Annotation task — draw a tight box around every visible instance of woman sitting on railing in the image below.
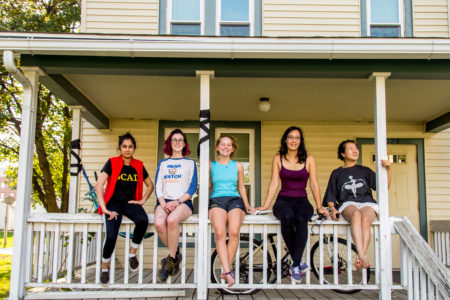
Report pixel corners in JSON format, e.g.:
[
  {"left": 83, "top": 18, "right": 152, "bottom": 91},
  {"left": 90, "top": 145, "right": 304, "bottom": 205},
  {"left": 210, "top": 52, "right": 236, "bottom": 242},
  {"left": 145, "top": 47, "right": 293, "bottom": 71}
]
[
  {"left": 154, "top": 129, "right": 197, "bottom": 283},
  {"left": 257, "top": 126, "right": 329, "bottom": 283},
  {"left": 323, "top": 139, "right": 391, "bottom": 270},
  {"left": 96, "top": 132, "right": 154, "bottom": 285},
  {"left": 209, "top": 135, "right": 255, "bottom": 287}
]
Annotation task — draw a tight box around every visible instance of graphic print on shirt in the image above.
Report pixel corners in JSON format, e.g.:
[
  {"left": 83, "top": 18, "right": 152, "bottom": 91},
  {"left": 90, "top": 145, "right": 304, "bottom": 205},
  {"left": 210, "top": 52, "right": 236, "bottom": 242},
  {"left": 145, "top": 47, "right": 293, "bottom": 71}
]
[
  {"left": 342, "top": 176, "right": 366, "bottom": 198},
  {"left": 164, "top": 164, "right": 182, "bottom": 182}
]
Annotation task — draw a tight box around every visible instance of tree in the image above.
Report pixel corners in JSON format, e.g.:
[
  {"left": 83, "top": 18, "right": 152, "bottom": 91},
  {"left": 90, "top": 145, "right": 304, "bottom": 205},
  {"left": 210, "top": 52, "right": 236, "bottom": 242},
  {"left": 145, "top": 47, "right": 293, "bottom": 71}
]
[{"left": 0, "top": 0, "right": 80, "bottom": 212}]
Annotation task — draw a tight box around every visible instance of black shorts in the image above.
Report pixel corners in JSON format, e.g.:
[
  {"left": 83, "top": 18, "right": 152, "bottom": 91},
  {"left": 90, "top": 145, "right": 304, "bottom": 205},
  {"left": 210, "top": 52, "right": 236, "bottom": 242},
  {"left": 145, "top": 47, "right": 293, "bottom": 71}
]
[
  {"left": 209, "top": 196, "right": 246, "bottom": 213},
  {"left": 155, "top": 198, "right": 194, "bottom": 214}
]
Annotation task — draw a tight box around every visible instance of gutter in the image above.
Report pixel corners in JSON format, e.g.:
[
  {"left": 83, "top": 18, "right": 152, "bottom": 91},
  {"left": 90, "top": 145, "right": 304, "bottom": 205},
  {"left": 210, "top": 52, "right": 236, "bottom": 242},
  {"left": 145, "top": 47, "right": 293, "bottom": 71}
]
[
  {"left": 1, "top": 32, "right": 450, "bottom": 59},
  {"left": 3, "top": 50, "right": 31, "bottom": 88}
]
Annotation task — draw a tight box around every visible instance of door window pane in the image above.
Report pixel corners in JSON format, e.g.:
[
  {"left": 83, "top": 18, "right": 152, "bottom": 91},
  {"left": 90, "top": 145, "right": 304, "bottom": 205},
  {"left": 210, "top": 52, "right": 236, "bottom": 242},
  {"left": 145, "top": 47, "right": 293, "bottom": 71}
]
[
  {"left": 172, "top": 0, "right": 200, "bottom": 21},
  {"left": 371, "top": 0, "right": 399, "bottom": 23},
  {"left": 221, "top": 0, "right": 249, "bottom": 21}
]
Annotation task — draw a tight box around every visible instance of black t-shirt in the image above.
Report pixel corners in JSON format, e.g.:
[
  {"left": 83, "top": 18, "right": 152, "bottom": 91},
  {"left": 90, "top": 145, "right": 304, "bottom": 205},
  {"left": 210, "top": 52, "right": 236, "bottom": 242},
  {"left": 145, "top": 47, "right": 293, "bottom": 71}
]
[
  {"left": 322, "top": 165, "right": 376, "bottom": 209},
  {"left": 101, "top": 159, "right": 149, "bottom": 203}
]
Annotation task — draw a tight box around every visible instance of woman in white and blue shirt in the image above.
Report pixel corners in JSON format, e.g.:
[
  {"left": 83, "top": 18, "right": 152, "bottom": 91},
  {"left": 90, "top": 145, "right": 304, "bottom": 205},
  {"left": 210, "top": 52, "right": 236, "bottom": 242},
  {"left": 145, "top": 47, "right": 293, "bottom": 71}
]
[{"left": 154, "top": 129, "right": 197, "bottom": 282}]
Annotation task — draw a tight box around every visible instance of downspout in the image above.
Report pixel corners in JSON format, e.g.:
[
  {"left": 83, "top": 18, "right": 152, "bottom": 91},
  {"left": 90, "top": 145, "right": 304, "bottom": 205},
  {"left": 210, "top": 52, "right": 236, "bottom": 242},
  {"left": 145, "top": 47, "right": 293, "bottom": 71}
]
[{"left": 3, "top": 51, "right": 31, "bottom": 88}]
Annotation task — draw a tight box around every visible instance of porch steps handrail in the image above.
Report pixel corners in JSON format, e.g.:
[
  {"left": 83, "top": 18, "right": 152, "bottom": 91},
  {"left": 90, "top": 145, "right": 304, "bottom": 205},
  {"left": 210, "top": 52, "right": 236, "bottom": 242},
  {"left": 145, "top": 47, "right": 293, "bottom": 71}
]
[{"left": 393, "top": 216, "right": 450, "bottom": 299}]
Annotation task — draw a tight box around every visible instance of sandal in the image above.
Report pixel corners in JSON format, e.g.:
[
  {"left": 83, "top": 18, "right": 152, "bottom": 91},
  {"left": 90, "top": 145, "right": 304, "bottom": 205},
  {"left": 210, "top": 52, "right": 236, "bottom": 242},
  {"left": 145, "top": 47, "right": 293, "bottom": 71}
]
[{"left": 223, "top": 271, "right": 235, "bottom": 287}]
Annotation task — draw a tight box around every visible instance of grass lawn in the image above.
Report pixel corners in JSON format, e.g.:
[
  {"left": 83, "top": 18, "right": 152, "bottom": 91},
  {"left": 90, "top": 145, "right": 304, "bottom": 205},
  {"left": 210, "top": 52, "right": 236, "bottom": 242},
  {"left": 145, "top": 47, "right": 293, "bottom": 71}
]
[
  {"left": 0, "top": 254, "right": 11, "bottom": 299},
  {"left": 0, "top": 232, "right": 13, "bottom": 248}
]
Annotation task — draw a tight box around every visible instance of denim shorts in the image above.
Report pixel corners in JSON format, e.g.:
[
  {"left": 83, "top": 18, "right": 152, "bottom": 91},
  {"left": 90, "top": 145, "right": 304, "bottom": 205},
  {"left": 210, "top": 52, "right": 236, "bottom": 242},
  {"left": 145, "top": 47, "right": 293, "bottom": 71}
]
[{"left": 209, "top": 196, "right": 246, "bottom": 213}]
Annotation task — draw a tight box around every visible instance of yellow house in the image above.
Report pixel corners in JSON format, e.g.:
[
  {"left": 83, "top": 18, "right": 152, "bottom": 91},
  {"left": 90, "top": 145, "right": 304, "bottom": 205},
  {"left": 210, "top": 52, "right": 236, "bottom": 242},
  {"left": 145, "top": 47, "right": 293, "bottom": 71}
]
[{"left": 1, "top": 0, "right": 449, "bottom": 299}]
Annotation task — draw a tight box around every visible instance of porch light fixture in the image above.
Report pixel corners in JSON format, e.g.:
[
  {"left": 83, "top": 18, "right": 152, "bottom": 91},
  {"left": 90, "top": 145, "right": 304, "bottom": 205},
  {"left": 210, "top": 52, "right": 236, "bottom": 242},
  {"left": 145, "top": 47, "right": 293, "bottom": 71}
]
[{"left": 259, "top": 97, "right": 271, "bottom": 112}]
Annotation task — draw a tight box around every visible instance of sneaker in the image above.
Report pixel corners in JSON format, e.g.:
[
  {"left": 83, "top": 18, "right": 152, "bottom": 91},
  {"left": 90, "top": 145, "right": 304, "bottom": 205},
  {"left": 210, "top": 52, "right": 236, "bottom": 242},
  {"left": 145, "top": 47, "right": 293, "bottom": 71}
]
[
  {"left": 299, "top": 261, "right": 310, "bottom": 275},
  {"left": 290, "top": 265, "right": 302, "bottom": 283},
  {"left": 172, "top": 250, "right": 182, "bottom": 276},
  {"left": 158, "top": 256, "right": 175, "bottom": 283},
  {"left": 100, "top": 269, "right": 109, "bottom": 285},
  {"left": 129, "top": 255, "right": 139, "bottom": 272},
  {"left": 175, "top": 248, "right": 182, "bottom": 265}
]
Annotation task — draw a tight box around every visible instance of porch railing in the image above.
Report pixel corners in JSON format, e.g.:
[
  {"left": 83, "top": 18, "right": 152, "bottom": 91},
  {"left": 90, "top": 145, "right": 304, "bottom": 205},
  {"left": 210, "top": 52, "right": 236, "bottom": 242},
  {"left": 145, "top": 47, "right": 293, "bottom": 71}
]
[
  {"left": 24, "top": 213, "right": 450, "bottom": 299},
  {"left": 430, "top": 220, "right": 450, "bottom": 267},
  {"left": 394, "top": 217, "right": 450, "bottom": 299}
]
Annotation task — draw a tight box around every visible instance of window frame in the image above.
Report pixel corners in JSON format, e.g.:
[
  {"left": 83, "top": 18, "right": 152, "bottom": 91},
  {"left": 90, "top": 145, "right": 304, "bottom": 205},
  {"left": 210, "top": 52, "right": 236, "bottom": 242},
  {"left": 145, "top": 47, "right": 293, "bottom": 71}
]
[
  {"left": 166, "top": 0, "right": 205, "bottom": 35},
  {"left": 215, "top": 0, "right": 255, "bottom": 37},
  {"left": 366, "top": 0, "right": 405, "bottom": 37}
]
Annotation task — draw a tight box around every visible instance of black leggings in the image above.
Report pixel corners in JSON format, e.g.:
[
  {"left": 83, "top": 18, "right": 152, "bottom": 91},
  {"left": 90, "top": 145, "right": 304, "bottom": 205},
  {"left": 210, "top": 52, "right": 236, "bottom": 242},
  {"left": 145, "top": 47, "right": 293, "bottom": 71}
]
[
  {"left": 273, "top": 196, "right": 314, "bottom": 266},
  {"left": 102, "top": 201, "right": 149, "bottom": 260}
]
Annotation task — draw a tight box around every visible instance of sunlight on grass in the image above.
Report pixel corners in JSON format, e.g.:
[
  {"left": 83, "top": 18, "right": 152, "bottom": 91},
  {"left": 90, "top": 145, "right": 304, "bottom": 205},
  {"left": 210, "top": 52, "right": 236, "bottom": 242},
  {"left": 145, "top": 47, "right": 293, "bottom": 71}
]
[
  {"left": 0, "top": 232, "right": 13, "bottom": 248},
  {"left": 0, "top": 254, "right": 11, "bottom": 299}
]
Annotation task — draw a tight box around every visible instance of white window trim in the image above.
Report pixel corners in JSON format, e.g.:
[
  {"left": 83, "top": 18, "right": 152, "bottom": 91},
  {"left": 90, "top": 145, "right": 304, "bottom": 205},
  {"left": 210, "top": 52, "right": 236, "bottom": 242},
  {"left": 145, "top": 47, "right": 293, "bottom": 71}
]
[
  {"left": 166, "top": 0, "right": 205, "bottom": 35},
  {"left": 216, "top": 0, "right": 254, "bottom": 36},
  {"left": 366, "top": 0, "right": 404, "bottom": 37}
]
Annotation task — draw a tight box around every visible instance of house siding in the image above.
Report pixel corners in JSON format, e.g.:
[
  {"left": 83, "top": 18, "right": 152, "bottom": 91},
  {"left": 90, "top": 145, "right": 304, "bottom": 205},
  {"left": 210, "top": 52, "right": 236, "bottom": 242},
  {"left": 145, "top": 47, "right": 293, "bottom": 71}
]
[
  {"left": 262, "top": 0, "right": 361, "bottom": 37},
  {"left": 81, "top": 0, "right": 159, "bottom": 34},
  {"left": 413, "top": 0, "right": 450, "bottom": 37}
]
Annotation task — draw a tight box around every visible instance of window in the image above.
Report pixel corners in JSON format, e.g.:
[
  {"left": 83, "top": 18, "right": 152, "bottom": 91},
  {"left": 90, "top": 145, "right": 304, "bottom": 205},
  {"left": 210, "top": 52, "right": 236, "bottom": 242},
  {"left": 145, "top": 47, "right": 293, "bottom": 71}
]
[
  {"left": 164, "top": 0, "right": 259, "bottom": 36},
  {"left": 167, "top": 0, "right": 204, "bottom": 35},
  {"left": 367, "top": 0, "right": 404, "bottom": 37},
  {"left": 216, "top": 0, "right": 254, "bottom": 36}
]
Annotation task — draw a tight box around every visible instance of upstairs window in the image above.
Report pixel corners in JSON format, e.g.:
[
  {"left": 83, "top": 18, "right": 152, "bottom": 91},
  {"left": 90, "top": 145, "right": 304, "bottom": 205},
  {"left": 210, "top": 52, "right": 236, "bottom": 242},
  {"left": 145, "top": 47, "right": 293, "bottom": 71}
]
[
  {"left": 368, "top": 0, "right": 403, "bottom": 37},
  {"left": 217, "top": 0, "right": 254, "bottom": 36},
  {"left": 168, "top": 0, "right": 204, "bottom": 35}
]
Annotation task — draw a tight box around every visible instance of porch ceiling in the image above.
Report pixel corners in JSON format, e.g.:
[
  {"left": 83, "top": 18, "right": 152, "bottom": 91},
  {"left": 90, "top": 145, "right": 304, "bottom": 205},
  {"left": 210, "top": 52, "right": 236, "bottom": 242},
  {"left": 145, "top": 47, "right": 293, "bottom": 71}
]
[{"left": 64, "top": 74, "right": 450, "bottom": 123}]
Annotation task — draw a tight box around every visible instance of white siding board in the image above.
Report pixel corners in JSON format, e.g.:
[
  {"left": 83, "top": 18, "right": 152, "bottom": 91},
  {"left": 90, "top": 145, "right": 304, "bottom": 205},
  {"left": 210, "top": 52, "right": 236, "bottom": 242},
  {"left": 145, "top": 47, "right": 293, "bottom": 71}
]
[
  {"left": 263, "top": 0, "right": 361, "bottom": 37},
  {"left": 413, "top": 0, "right": 449, "bottom": 37}
]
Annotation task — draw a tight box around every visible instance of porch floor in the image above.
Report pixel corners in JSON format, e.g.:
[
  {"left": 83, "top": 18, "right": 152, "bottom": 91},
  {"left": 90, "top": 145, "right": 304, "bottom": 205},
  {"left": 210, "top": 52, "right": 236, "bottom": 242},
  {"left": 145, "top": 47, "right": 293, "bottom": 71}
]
[{"left": 28, "top": 268, "right": 408, "bottom": 300}]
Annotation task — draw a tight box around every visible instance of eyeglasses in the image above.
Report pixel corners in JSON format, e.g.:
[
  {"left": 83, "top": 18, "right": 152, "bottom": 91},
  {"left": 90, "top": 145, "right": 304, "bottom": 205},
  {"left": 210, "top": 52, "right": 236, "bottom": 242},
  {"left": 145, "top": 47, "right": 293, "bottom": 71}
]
[
  {"left": 171, "top": 138, "right": 185, "bottom": 143},
  {"left": 287, "top": 136, "right": 301, "bottom": 141}
]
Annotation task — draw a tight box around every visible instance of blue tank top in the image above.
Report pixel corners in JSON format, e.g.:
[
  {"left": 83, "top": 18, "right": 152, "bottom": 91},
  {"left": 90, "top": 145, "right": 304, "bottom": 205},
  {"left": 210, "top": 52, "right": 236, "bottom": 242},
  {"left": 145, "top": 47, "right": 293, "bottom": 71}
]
[{"left": 210, "top": 160, "right": 240, "bottom": 198}]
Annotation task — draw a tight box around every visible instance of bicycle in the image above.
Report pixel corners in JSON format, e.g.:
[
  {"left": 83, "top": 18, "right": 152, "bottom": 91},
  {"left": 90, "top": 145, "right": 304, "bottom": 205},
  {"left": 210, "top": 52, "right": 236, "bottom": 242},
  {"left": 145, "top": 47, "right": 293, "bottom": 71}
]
[{"left": 210, "top": 213, "right": 370, "bottom": 295}]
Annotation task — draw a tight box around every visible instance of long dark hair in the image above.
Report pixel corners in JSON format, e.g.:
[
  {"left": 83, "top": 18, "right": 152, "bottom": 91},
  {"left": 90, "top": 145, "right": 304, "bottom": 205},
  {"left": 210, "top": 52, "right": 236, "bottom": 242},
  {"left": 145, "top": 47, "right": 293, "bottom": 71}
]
[
  {"left": 118, "top": 132, "right": 136, "bottom": 149},
  {"left": 278, "top": 126, "right": 307, "bottom": 164},
  {"left": 163, "top": 129, "right": 191, "bottom": 156}
]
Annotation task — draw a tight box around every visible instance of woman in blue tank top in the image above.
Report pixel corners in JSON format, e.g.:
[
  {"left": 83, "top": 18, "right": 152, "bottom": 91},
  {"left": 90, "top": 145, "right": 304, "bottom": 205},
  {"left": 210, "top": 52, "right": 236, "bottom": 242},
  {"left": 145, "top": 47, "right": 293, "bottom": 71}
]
[
  {"left": 257, "top": 126, "right": 329, "bottom": 283},
  {"left": 209, "top": 135, "right": 255, "bottom": 287}
]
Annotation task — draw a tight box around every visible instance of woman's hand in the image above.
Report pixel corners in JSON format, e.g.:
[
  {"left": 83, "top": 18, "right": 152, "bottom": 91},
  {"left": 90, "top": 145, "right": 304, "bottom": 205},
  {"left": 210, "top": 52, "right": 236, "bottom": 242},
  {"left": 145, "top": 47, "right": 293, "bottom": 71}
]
[
  {"left": 317, "top": 207, "right": 329, "bottom": 219},
  {"left": 381, "top": 159, "right": 391, "bottom": 169},
  {"left": 165, "top": 200, "right": 179, "bottom": 212},
  {"left": 330, "top": 207, "right": 340, "bottom": 221},
  {"left": 103, "top": 209, "right": 119, "bottom": 220},
  {"left": 255, "top": 205, "right": 269, "bottom": 211},
  {"left": 128, "top": 199, "right": 146, "bottom": 206},
  {"left": 246, "top": 206, "right": 256, "bottom": 214}
]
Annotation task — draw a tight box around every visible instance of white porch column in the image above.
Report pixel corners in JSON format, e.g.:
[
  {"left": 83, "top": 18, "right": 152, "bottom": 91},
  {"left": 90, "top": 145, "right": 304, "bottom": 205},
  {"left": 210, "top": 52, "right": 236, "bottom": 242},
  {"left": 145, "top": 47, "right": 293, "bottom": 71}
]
[
  {"left": 195, "top": 70, "right": 214, "bottom": 300},
  {"left": 4, "top": 51, "right": 41, "bottom": 300},
  {"left": 68, "top": 106, "right": 83, "bottom": 213},
  {"left": 369, "top": 72, "right": 392, "bottom": 300}
]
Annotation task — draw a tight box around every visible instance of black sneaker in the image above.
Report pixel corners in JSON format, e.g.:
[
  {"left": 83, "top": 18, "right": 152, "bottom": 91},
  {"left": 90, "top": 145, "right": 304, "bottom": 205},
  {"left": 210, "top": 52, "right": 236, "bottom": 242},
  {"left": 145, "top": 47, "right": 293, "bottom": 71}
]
[
  {"left": 175, "top": 248, "right": 182, "bottom": 265},
  {"left": 171, "top": 252, "right": 181, "bottom": 276},
  {"left": 129, "top": 255, "right": 139, "bottom": 272},
  {"left": 100, "top": 269, "right": 109, "bottom": 285},
  {"left": 158, "top": 256, "right": 174, "bottom": 283}
]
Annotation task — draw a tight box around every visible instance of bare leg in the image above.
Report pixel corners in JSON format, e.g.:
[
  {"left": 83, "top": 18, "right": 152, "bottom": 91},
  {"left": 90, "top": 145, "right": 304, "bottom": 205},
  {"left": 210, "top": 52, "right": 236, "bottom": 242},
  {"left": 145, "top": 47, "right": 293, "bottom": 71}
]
[
  {"left": 154, "top": 206, "right": 169, "bottom": 246},
  {"left": 209, "top": 208, "right": 230, "bottom": 274},
  {"left": 166, "top": 204, "right": 192, "bottom": 258},
  {"left": 342, "top": 205, "right": 365, "bottom": 269},
  {"left": 360, "top": 206, "right": 377, "bottom": 268},
  {"left": 226, "top": 208, "right": 245, "bottom": 270}
]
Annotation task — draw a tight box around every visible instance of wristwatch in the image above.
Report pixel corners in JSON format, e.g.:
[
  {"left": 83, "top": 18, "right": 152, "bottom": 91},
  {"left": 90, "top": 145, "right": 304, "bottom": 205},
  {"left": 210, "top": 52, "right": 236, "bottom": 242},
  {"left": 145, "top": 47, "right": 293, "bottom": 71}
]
[{"left": 177, "top": 199, "right": 182, "bottom": 204}]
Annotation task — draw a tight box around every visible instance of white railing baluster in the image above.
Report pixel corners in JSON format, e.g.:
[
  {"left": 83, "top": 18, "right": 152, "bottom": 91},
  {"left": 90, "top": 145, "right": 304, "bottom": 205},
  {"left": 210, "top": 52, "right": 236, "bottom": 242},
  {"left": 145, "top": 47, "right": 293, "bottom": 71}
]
[
  {"left": 400, "top": 237, "right": 408, "bottom": 287},
  {"left": 249, "top": 224, "right": 254, "bottom": 285},
  {"left": 37, "top": 223, "right": 45, "bottom": 283},
  {"left": 152, "top": 229, "right": 158, "bottom": 284},
  {"left": 440, "top": 233, "right": 446, "bottom": 266},
  {"left": 182, "top": 224, "right": 187, "bottom": 284},
  {"left": 124, "top": 224, "right": 130, "bottom": 284},
  {"left": 427, "top": 275, "right": 434, "bottom": 300},
  {"left": 95, "top": 224, "right": 102, "bottom": 284},
  {"left": 263, "top": 224, "right": 267, "bottom": 285},
  {"left": 445, "top": 232, "right": 450, "bottom": 265},
  {"left": 373, "top": 226, "right": 379, "bottom": 285},
  {"left": 110, "top": 249, "right": 116, "bottom": 284},
  {"left": 33, "top": 229, "right": 39, "bottom": 280},
  {"left": 81, "top": 224, "right": 88, "bottom": 283},
  {"left": 206, "top": 224, "right": 211, "bottom": 285},
  {"left": 436, "top": 233, "right": 442, "bottom": 263},
  {"left": 408, "top": 249, "right": 413, "bottom": 300},
  {"left": 138, "top": 235, "right": 144, "bottom": 284},
  {"left": 235, "top": 233, "right": 240, "bottom": 285},
  {"left": 319, "top": 224, "right": 324, "bottom": 285},
  {"left": 420, "top": 266, "right": 426, "bottom": 300},
  {"left": 413, "top": 258, "right": 419, "bottom": 300},
  {"left": 305, "top": 227, "right": 310, "bottom": 284},
  {"left": 347, "top": 225, "right": 352, "bottom": 285},
  {"left": 66, "top": 224, "right": 74, "bottom": 283},
  {"left": 25, "top": 224, "right": 33, "bottom": 283},
  {"left": 44, "top": 231, "right": 51, "bottom": 279},
  {"left": 333, "top": 224, "right": 338, "bottom": 285},
  {"left": 52, "top": 224, "right": 60, "bottom": 283}
]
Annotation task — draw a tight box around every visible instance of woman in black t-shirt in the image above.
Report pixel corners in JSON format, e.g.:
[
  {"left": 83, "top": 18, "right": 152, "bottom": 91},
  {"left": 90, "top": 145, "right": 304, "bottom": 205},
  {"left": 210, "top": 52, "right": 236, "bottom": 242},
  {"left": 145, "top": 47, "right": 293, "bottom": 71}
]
[
  {"left": 95, "top": 133, "right": 154, "bottom": 285},
  {"left": 323, "top": 140, "right": 391, "bottom": 270}
]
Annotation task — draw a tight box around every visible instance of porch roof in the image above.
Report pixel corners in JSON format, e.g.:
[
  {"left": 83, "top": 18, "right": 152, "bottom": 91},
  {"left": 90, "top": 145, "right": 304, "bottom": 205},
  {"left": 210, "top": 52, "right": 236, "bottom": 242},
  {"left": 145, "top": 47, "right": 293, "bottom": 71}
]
[{"left": 1, "top": 32, "right": 450, "bottom": 130}]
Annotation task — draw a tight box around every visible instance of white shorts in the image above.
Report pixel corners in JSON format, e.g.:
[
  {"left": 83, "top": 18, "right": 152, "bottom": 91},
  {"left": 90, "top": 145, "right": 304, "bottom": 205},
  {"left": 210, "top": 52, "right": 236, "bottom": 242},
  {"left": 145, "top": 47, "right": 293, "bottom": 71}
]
[{"left": 338, "top": 201, "right": 379, "bottom": 215}]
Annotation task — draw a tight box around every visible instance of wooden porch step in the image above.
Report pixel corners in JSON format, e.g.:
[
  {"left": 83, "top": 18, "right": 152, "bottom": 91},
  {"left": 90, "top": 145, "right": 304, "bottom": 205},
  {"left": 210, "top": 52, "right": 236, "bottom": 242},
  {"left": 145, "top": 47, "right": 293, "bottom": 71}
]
[{"left": 23, "top": 290, "right": 185, "bottom": 299}]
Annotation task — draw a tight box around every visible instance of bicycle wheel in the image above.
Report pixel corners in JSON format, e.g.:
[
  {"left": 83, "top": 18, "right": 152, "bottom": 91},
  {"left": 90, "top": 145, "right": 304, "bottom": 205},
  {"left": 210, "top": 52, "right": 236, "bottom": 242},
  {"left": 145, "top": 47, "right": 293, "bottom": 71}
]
[
  {"left": 310, "top": 237, "right": 371, "bottom": 294},
  {"left": 210, "top": 236, "right": 274, "bottom": 295}
]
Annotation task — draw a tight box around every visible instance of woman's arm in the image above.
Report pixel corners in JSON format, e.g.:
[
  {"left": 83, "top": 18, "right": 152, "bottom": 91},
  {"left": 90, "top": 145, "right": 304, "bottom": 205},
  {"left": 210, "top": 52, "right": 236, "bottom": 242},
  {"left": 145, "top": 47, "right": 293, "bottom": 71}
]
[
  {"left": 381, "top": 159, "right": 392, "bottom": 188},
  {"left": 307, "top": 155, "right": 329, "bottom": 218},
  {"left": 237, "top": 162, "right": 254, "bottom": 213},
  {"left": 95, "top": 171, "right": 118, "bottom": 220},
  {"left": 128, "top": 176, "right": 154, "bottom": 206},
  {"left": 257, "top": 155, "right": 280, "bottom": 211}
]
